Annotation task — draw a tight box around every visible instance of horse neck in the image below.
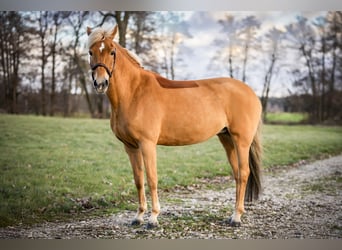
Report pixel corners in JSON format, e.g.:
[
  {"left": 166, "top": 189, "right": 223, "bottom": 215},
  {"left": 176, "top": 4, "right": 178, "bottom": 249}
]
[{"left": 106, "top": 52, "right": 142, "bottom": 111}]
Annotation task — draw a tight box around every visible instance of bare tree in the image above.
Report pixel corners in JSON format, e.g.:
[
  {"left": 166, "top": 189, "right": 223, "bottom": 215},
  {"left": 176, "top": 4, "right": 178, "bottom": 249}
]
[
  {"left": 49, "top": 11, "right": 67, "bottom": 116},
  {"left": 239, "top": 15, "right": 260, "bottom": 82},
  {"left": 37, "top": 11, "right": 50, "bottom": 116},
  {"left": 0, "top": 12, "right": 26, "bottom": 113},
  {"left": 286, "top": 16, "right": 320, "bottom": 122},
  {"left": 286, "top": 13, "right": 342, "bottom": 123},
  {"left": 97, "top": 11, "right": 131, "bottom": 47},
  {"left": 152, "top": 12, "right": 191, "bottom": 79},
  {"left": 261, "top": 27, "right": 284, "bottom": 121},
  {"left": 325, "top": 11, "right": 342, "bottom": 120},
  {"left": 66, "top": 11, "right": 95, "bottom": 116},
  {"left": 212, "top": 14, "right": 241, "bottom": 78},
  {"left": 313, "top": 16, "right": 329, "bottom": 122},
  {"left": 129, "top": 12, "right": 156, "bottom": 55}
]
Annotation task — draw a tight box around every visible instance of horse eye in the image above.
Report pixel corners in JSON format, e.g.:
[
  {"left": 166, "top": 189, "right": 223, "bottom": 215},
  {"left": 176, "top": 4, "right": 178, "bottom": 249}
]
[
  {"left": 110, "top": 50, "right": 115, "bottom": 56},
  {"left": 89, "top": 51, "right": 93, "bottom": 56}
]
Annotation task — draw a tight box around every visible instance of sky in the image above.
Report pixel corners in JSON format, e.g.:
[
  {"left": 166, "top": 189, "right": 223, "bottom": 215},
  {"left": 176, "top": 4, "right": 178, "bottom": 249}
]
[{"left": 155, "top": 11, "right": 327, "bottom": 97}]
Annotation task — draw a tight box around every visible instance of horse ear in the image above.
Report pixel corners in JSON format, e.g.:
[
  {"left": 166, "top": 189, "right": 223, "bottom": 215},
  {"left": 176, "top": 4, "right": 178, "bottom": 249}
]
[
  {"left": 109, "top": 25, "right": 118, "bottom": 40},
  {"left": 87, "top": 26, "right": 92, "bottom": 36}
]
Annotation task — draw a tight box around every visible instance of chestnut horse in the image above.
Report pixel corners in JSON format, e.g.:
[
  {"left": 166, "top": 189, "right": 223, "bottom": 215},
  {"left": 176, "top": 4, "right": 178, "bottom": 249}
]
[{"left": 87, "top": 25, "right": 262, "bottom": 228}]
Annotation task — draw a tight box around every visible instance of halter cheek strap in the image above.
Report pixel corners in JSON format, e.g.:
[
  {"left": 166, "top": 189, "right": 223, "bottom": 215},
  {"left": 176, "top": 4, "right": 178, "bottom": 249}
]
[{"left": 90, "top": 48, "right": 116, "bottom": 81}]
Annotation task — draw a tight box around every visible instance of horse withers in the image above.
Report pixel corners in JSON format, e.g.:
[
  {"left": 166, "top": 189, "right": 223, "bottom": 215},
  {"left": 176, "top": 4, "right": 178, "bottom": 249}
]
[{"left": 87, "top": 24, "right": 262, "bottom": 228}]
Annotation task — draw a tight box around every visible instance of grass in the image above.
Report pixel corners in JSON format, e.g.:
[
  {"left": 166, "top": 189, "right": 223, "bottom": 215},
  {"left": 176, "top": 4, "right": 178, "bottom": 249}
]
[
  {"left": 262, "top": 125, "right": 342, "bottom": 167},
  {"left": 0, "top": 114, "right": 342, "bottom": 226},
  {"left": 303, "top": 175, "right": 342, "bottom": 194},
  {"left": 266, "top": 112, "right": 308, "bottom": 124}
]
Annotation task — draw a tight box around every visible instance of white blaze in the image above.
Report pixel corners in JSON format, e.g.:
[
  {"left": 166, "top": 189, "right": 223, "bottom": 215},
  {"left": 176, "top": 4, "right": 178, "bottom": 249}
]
[{"left": 99, "top": 42, "right": 105, "bottom": 53}]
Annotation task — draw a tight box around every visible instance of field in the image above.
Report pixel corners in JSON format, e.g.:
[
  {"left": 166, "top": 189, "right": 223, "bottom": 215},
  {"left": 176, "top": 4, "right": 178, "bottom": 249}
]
[
  {"left": 265, "top": 112, "right": 308, "bottom": 124},
  {"left": 1, "top": 114, "right": 342, "bottom": 227}
]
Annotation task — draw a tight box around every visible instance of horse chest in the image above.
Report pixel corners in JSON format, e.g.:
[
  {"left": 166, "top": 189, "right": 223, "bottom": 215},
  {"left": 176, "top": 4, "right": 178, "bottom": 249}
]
[{"left": 111, "top": 118, "right": 139, "bottom": 148}]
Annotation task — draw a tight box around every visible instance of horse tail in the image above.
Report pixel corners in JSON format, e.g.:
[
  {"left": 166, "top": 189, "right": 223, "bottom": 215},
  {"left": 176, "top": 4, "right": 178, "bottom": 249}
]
[{"left": 245, "top": 120, "right": 262, "bottom": 202}]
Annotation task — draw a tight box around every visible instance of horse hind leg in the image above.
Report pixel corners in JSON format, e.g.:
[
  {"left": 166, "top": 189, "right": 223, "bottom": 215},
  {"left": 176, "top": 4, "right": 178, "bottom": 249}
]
[
  {"left": 125, "top": 145, "right": 147, "bottom": 226},
  {"left": 218, "top": 130, "right": 260, "bottom": 227},
  {"left": 230, "top": 144, "right": 251, "bottom": 227},
  {"left": 218, "top": 132, "right": 242, "bottom": 226}
]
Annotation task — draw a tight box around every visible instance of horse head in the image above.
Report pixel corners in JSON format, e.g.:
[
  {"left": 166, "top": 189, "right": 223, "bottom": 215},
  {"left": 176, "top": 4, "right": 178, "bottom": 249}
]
[{"left": 87, "top": 25, "right": 118, "bottom": 94}]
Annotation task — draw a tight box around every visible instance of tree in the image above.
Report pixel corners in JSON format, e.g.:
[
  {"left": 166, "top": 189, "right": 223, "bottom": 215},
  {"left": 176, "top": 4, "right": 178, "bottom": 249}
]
[
  {"left": 49, "top": 11, "right": 66, "bottom": 116},
  {"left": 213, "top": 14, "right": 241, "bottom": 78},
  {"left": 37, "top": 11, "right": 50, "bottom": 116},
  {"left": 261, "top": 27, "right": 284, "bottom": 121},
  {"left": 239, "top": 15, "right": 260, "bottom": 82},
  {"left": 0, "top": 12, "right": 27, "bottom": 113},
  {"left": 129, "top": 12, "right": 156, "bottom": 55},
  {"left": 325, "top": 11, "right": 342, "bottom": 120},
  {"left": 66, "top": 11, "right": 95, "bottom": 116},
  {"left": 286, "top": 13, "right": 342, "bottom": 123},
  {"left": 98, "top": 11, "right": 132, "bottom": 47},
  {"left": 151, "top": 12, "right": 191, "bottom": 79},
  {"left": 286, "top": 16, "right": 320, "bottom": 122}
]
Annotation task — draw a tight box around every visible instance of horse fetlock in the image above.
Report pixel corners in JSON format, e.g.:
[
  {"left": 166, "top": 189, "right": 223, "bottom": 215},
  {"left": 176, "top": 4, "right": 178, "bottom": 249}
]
[
  {"left": 138, "top": 204, "right": 147, "bottom": 213},
  {"left": 229, "top": 211, "right": 242, "bottom": 226}
]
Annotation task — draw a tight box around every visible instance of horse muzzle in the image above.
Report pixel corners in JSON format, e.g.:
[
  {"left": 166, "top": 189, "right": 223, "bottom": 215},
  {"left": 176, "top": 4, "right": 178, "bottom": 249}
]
[
  {"left": 93, "top": 79, "right": 109, "bottom": 94},
  {"left": 91, "top": 63, "right": 112, "bottom": 94}
]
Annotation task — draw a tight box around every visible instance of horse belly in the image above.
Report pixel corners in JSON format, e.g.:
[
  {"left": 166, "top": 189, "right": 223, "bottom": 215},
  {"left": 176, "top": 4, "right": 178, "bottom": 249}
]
[{"left": 157, "top": 106, "right": 226, "bottom": 146}]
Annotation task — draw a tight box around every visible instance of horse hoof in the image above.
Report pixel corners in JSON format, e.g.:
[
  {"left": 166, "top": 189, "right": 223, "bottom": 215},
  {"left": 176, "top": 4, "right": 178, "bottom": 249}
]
[
  {"left": 146, "top": 222, "right": 159, "bottom": 229},
  {"left": 131, "top": 219, "right": 143, "bottom": 227},
  {"left": 229, "top": 220, "right": 241, "bottom": 227},
  {"left": 225, "top": 217, "right": 241, "bottom": 227}
]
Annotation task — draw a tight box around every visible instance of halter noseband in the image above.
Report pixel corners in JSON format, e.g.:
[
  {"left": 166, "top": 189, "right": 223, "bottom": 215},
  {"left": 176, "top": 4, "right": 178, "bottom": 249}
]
[{"left": 90, "top": 48, "right": 117, "bottom": 82}]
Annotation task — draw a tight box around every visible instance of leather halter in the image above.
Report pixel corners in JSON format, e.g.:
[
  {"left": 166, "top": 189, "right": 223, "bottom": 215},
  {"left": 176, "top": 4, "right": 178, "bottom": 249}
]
[{"left": 90, "top": 48, "right": 116, "bottom": 81}]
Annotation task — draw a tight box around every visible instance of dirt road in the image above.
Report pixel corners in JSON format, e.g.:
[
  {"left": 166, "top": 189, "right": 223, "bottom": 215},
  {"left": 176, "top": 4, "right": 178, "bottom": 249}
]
[{"left": 1, "top": 155, "right": 341, "bottom": 239}]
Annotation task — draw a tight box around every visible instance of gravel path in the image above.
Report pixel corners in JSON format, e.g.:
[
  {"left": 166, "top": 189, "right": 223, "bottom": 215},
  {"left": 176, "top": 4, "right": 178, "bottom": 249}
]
[{"left": 1, "top": 155, "right": 341, "bottom": 239}]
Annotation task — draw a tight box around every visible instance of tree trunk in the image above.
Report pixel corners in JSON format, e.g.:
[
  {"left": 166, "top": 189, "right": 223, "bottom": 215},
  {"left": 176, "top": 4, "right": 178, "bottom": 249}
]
[
  {"left": 301, "top": 45, "right": 318, "bottom": 122},
  {"left": 242, "top": 43, "right": 249, "bottom": 82},
  {"left": 0, "top": 12, "right": 22, "bottom": 114},
  {"left": 327, "top": 12, "right": 338, "bottom": 120},
  {"left": 50, "top": 17, "right": 60, "bottom": 116},
  {"left": 228, "top": 47, "right": 233, "bottom": 78},
  {"left": 115, "top": 11, "right": 130, "bottom": 47},
  {"left": 75, "top": 57, "right": 94, "bottom": 116},
  {"left": 39, "top": 12, "right": 49, "bottom": 116},
  {"left": 320, "top": 30, "right": 326, "bottom": 121},
  {"left": 170, "top": 34, "right": 175, "bottom": 80},
  {"left": 261, "top": 53, "right": 276, "bottom": 121},
  {"left": 50, "top": 41, "right": 56, "bottom": 116}
]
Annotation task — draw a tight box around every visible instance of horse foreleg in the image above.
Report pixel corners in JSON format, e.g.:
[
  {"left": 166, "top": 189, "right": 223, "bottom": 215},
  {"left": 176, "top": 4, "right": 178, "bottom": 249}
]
[
  {"left": 140, "top": 141, "right": 160, "bottom": 228},
  {"left": 125, "top": 145, "right": 147, "bottom": 226}
]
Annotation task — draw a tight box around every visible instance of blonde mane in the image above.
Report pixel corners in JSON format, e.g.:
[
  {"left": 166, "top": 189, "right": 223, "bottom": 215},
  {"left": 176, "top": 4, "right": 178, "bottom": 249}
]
[
  {"left": 122, "top": 48, "right": 143, "bottom": 68},
  {"left": 88, "top": 26, "right": 143, "bottom": 68}
]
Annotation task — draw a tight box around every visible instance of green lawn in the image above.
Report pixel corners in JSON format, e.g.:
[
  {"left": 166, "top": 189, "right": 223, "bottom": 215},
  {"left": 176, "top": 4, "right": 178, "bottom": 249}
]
[
  {"left": 266, "top": 112, "right": 308, "bottom": 124},
  {"left": 0, "top": 114, "right": 341, "bottom": 226}
]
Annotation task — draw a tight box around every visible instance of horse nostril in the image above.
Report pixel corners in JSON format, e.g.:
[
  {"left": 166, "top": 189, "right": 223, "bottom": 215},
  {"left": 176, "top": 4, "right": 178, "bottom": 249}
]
[{"left": 93, "top": 81, "right": 98, "bottom": 87}]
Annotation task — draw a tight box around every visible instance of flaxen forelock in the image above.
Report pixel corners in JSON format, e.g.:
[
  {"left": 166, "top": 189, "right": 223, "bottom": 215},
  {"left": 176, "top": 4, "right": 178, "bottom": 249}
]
[{"left": 87, "top": 27, "right": 113, "bottom": 49}]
